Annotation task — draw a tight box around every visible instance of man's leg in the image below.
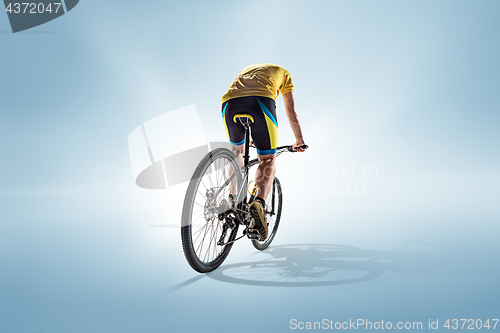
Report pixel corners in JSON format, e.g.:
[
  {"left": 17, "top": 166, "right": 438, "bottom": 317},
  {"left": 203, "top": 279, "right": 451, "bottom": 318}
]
[
  {"left": 255, "top": 153, "right": 276, "bottom": 200},
  {"left": 249, "top": 153, "right": 276, "bottom": 240},
  {"left": 232, "top": 144, "right": 244, "bottom": 167},
  {"left": 229, "top": 144, "right": 244, "bottom": 196}
]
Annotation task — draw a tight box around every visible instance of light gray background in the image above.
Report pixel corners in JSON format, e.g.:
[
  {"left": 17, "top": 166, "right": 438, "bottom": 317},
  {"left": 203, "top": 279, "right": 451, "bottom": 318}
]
[{"left": 1, "top": 1, "right": 499, "bottom": 332}]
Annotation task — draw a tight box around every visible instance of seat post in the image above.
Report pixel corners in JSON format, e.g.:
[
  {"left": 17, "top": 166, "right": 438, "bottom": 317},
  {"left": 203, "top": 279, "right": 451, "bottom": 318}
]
[{"left": 243, "top": 122, "right": 250, "bottom": 169}]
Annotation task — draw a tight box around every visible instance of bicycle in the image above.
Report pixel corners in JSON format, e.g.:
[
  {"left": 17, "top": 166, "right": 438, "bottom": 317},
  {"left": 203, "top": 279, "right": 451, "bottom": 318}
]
[{"left": 181, "top": 116, "right": 308, "bottom": 273}]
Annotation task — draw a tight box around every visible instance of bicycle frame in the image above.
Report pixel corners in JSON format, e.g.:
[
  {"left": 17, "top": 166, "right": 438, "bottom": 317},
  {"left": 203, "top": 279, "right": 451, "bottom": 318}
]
[{"left": 217, "top": 118, "right": 260, "bottom": 209}]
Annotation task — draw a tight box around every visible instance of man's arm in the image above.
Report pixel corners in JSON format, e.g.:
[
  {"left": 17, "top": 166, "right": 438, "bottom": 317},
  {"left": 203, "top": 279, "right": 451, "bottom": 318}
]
[{"left": 283, "top": 91, "right": 306, "bottom": 152}]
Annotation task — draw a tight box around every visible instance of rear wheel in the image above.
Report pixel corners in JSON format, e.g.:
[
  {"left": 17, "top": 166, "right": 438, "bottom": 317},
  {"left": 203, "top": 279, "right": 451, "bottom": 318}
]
[
  {"left": 181, "top": 148, "right": 242, "bottom": 273},
  {"left": 252, "top": 177, "right": 282, "bottom": 250}
]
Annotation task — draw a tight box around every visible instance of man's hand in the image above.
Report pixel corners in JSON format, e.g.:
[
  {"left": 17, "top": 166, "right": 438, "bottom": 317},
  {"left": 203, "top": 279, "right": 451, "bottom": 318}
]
[{"left": 292, "top": 140, "right": 307, "bottom": 152}]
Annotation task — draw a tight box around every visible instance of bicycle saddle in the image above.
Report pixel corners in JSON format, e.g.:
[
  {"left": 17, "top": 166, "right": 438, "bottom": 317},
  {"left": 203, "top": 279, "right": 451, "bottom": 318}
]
[{"left": 233, "top": 114, "right": 254, "bottom": 125}]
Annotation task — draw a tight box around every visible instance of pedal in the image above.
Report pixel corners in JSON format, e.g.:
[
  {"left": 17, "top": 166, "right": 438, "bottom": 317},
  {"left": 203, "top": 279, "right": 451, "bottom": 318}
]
[{"left": 244, "top": 228, "right": 265, "bottom": 241}]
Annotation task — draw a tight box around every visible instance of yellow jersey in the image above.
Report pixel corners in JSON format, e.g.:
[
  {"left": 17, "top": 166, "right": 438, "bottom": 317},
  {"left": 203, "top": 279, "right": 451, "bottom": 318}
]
[{"left": 222, "top": 64, "right": 294, "bottom": 103}]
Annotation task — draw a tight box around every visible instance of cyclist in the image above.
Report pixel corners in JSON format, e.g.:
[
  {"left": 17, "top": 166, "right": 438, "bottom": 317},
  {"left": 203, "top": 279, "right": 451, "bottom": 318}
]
[{"left": 221, "top": 63, "right": 306, "bottom": 240}]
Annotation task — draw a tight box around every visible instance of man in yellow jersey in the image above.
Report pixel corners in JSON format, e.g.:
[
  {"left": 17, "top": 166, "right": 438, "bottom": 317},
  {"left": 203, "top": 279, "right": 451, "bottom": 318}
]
[{"left": 221, "top": 63, "right": 306, "bottom": 240}]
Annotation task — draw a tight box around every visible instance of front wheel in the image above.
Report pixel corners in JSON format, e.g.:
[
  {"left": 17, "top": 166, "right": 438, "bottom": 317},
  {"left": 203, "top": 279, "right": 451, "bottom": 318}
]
[
  {"left": 181, "top": 148, "right": 242, "bottom": 273},
  {"left": 252, "top": 177, "right": 283, "bottom": 250}
]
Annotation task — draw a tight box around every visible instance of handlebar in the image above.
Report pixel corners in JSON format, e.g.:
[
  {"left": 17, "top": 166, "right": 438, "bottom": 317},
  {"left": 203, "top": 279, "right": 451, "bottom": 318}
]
[
  {"left": 250, "top": 143, "right": 309, "bottom": 153},
  {"left": 277, "top": 145, "right": 309, "bottom": 152},
  {"left": 247, "top": 144, "right": 308, "bottom": 168},
  {"left": 274, "top": 144, "right": 308, "bottom": 158}
]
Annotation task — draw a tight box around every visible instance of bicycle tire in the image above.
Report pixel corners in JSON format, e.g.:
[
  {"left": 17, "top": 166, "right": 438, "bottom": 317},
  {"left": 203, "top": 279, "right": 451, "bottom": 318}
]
[
  {"left": 181, "top": 148, "right": 242, "bottom": 273},
  {"left": 251, "top": 177, "right": 282, "bottom": 250}
]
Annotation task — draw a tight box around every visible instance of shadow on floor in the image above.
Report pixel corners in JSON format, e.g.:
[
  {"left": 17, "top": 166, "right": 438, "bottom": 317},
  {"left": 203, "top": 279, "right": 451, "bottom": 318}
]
[{"left": 167, "top": 239, "right": 465, "bottom": 292}]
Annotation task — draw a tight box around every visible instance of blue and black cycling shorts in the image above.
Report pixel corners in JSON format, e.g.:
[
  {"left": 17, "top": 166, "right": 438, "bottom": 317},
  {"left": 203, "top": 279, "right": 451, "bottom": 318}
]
[{"left": 221, "top": 96, "right": 278, "bottom": 156}]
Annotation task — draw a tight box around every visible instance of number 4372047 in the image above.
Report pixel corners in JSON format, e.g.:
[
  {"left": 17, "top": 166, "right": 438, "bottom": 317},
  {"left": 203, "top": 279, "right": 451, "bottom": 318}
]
[
  {"left": 444, "top": 319, "right": 499, "bottom": 330},
  {"left": 5, "top": 3, "right": 62, "bottom": 14}
]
